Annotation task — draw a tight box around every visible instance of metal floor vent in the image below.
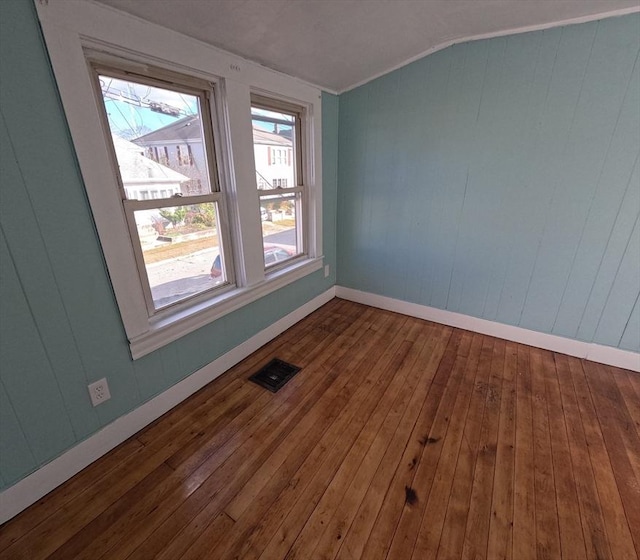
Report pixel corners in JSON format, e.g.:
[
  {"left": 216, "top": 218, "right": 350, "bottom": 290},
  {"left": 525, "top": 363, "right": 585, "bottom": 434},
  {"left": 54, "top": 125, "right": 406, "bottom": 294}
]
[{"left": 249, "top": 358, "right": 302, "bottom": 393}]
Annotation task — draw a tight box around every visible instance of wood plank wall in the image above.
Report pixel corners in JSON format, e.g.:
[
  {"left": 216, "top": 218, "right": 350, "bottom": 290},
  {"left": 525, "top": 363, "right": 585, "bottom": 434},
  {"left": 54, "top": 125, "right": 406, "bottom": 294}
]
[{"left": 337, "top": 14, "right": 640, "bottom": 353}]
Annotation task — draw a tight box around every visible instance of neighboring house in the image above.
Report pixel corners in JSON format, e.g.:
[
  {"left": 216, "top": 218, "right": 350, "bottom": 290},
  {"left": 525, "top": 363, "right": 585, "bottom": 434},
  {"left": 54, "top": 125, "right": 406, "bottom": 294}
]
[
  {"left": 133, "top": 115, "right": 208, "bottom": 196},
  {"left": 113, "top": 135, "right": 188, "bottom": 200},
  {"left": 112, "top": 135, "right": 190, "bottom": 243},
  {"left": 251, "top": 127, "right": 294, "bottom": 190},
  {"left": 133, "top": 115, "right": 294, "bottom": 193}
]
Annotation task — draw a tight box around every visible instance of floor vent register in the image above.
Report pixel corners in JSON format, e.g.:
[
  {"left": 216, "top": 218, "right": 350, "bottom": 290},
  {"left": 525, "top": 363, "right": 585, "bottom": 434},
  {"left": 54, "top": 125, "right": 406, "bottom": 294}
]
[{"left": 249, "top": 358, "right": 302, "bottom": 393}]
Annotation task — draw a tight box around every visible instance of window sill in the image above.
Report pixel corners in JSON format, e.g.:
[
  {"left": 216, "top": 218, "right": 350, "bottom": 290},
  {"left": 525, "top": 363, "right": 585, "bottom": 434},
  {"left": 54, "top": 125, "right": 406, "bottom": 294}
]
[{"left": 129, "top": 257, "right": 324, "bottom": 359}]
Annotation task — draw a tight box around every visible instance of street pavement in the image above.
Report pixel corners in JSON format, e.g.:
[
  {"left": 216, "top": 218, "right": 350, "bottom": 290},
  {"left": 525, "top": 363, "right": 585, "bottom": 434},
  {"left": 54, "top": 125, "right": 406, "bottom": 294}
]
[{"left": 148, "top": 228, "right": 295, "bottom": 308}]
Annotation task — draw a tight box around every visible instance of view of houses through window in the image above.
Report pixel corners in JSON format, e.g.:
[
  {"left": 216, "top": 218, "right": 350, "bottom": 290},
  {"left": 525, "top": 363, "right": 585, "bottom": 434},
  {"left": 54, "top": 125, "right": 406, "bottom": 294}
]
[
  {"left": 96, "top": 69, "right": 228, "bottom": 311},
  {"left": 251, "top": 96, "right": 303, "bottom": 269},
  {"left": 95, "top": 69, "right": 301, "bottom": 311}
]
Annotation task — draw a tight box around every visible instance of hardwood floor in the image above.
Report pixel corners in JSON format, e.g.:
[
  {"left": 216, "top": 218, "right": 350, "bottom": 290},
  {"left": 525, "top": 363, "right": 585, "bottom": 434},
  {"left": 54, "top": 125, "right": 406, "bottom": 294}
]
[{"left": 1, "top": 298, "right": 638, "bottom": 559}]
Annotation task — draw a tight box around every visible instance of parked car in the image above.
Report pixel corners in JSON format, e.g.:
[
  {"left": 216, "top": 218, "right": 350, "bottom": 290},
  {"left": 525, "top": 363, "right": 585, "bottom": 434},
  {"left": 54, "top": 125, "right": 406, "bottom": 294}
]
[{"left": 210, "top": 245, "right": 293, "bottom": 278}]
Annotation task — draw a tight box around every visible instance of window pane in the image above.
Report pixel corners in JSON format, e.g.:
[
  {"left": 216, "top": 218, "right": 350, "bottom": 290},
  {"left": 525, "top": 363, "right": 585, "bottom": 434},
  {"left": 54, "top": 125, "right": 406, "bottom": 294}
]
[
  {"left": 133, "top": 202, "right": 227, "bottom": 309},
  {"left": 260, "top": 193, "right": 300, "bottom": 268},
  {"left": 252, "top": 109, "right": 296, "bottom": 190},
  {"left": 251, "top": 107, "right": 294, "bottom": 123},
  {"left": 98, "top": 74, "right": 213, "bottom": 199}
]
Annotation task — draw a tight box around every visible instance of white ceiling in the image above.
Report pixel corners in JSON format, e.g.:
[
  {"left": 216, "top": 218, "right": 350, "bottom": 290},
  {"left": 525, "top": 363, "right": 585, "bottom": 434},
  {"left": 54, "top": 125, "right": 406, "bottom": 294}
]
[{"left": 94, "top": 0, "right": 640, "bottom": 92}]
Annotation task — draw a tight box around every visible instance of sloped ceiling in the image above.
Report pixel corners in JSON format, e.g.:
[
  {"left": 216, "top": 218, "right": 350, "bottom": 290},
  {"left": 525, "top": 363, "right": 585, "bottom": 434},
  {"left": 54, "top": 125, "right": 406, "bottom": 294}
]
[{"left": 94, "top": 0, "right": 639, "bottom": 92}]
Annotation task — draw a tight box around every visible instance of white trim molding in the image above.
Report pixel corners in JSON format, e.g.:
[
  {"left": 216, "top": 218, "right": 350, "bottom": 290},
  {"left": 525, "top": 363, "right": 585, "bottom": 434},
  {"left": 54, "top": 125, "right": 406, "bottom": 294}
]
[
  {"left": 335, "top": 286, "right": 640, "bottom": 372},
  {"left": 131, "top": 258, "right": 324, "bottom": 358},
  {"left": 0, "top": 287, "right": 335, "bottom": 524}
]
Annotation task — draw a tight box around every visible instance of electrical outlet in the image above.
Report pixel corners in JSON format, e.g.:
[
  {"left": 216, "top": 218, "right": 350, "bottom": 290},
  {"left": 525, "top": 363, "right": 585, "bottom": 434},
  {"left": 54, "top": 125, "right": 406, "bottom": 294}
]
[
  {"left": 88, "top": 378, "right": 111, "bottom": 407},
  {"left": 324, "top": 264, "right": 330, "bottom": 278}
]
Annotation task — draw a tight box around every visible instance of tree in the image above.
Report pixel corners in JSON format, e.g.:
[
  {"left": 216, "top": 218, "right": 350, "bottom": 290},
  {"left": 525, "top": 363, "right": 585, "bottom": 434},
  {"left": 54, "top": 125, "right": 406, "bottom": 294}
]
[
  {"left": 159, "top": 206, "right": 186, "bottom": 227},
  {"left": 188, "top": 203, "right": 216, "bottom": 228}
]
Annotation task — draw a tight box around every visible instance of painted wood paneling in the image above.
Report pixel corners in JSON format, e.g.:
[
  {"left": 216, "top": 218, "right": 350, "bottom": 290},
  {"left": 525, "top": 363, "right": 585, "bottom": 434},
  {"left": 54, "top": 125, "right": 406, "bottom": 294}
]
[
  {"left": 593, "top": 217, "right": 640, "bottom": 347},
  {"left": 338, "top": 13, "right": 640, "bottom": 352},
  {"left": 0, "top": 113, "right": 101, "bottom": 441},
  {"left": 620, "top": 293, "right": 640, "bottom": 351},
  {"left": 0, "top": 231, "right": 77, "bottom": 467},
  {"left": 0, "top": 0, "right": 338, "bottom": 492},
  {"left": 577, "top": 168, "right": 639, "bottom": 342},
  {"left": 0, "top": 372, "right": 36, "bottom": 487},
  {"left": 322, "top": 92, "right": 339, "bottom": 286}
]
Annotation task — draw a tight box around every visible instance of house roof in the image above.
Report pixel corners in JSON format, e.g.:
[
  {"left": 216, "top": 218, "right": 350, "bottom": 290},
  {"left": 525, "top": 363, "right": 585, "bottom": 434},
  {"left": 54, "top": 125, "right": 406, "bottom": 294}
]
[
  {"left": 113, "top": 135, "right": 189, "bottom": 183},
  {"left": 252, "top": 128, "right": 292, "bottom": 147},
  {"left": 133, "top": 116, "right": 292, "bottom": 147},
  {"left": 134, "top": 115, "right": 200, "bottom": 144}
]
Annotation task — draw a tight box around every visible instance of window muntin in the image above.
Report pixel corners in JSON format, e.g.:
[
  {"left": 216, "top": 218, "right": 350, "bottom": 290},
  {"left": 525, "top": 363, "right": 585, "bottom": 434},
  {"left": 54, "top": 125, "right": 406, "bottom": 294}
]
[
  {"left": 251, "top": 95, "right": 305, "bottom": 270},
  {"left": 92, "top": 63, "right": 232, "bottom": 313}
]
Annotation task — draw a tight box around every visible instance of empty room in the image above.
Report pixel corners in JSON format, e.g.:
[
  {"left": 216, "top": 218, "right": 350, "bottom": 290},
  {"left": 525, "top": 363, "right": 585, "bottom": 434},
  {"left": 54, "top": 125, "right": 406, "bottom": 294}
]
[{"left": 0, "top": 0, "right": 639, "bottom": 558}]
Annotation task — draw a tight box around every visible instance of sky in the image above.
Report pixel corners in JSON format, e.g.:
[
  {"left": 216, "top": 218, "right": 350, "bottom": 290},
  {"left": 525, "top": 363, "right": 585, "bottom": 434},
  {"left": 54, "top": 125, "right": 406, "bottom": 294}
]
[
  {"left": 100, "top": 74, "right": 295, "bottom": 141},
  {"left": 100, "top": 75, "right": 197, "bottom": 139}
]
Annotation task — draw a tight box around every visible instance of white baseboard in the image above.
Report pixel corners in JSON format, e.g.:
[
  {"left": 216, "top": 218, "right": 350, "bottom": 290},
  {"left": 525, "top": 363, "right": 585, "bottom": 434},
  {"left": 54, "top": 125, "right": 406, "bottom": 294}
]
[
  {"left": 0, "top": 287, "right": 336, "bottom": 524},
  {"left": 335, "top": 286, "right": 640, "bottom": 372}
]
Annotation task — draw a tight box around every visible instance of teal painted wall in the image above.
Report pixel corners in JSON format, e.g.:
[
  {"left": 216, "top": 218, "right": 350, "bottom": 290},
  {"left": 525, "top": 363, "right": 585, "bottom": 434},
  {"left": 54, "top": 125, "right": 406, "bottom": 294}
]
[
  {"left": 338, "top": 14, "right": 640, "bottom": 353},
  {"left": 0, "top": 0, "right": 338, "bottom": 489}
]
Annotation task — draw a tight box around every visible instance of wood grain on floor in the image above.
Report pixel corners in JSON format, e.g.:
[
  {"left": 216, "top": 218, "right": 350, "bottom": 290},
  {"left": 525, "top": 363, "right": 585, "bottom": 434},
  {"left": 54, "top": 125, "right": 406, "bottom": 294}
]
[{"left": 1, "top": 298, "right": 638, "bottom": 559}]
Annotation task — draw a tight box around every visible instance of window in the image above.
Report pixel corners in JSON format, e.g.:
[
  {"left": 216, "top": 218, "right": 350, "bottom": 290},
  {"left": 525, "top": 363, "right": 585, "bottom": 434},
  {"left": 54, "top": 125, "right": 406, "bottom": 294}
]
[
  {"left": 159, "top": 147, "right": 170, "bottom": 166},
  {"left": 176, "top": 144, "right": 194, "bottom": 166},
  {"left": 91, "top": 59, "right": 233, "bottom": 312},
  {"left": 251, "top": 95, "right": 304, "bottom": 270},
  {"left": 37, "top": 0, "right": 323, "bottom": 358},
  {"left": 270, "top": 148, "right": 288, "bottom": 165}
]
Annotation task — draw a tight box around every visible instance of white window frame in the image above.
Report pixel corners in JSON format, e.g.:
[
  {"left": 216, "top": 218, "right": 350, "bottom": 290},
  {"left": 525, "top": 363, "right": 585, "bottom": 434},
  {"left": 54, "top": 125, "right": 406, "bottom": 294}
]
[
  {"left": 88, "top": 55, "right": 236, "bottom": 315},
  {"left": 36, "top": 0, "right": 323, "bottom": 359},
  {"left": 251, "top": 93, "right": 308, "bottom": 272}
]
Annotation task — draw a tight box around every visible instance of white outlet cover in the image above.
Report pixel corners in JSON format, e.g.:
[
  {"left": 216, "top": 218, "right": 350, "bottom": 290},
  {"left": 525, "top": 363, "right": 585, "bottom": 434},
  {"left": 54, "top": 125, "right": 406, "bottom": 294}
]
[{"left": 88, "top": 378, "right": 111, "bottom": 407}]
